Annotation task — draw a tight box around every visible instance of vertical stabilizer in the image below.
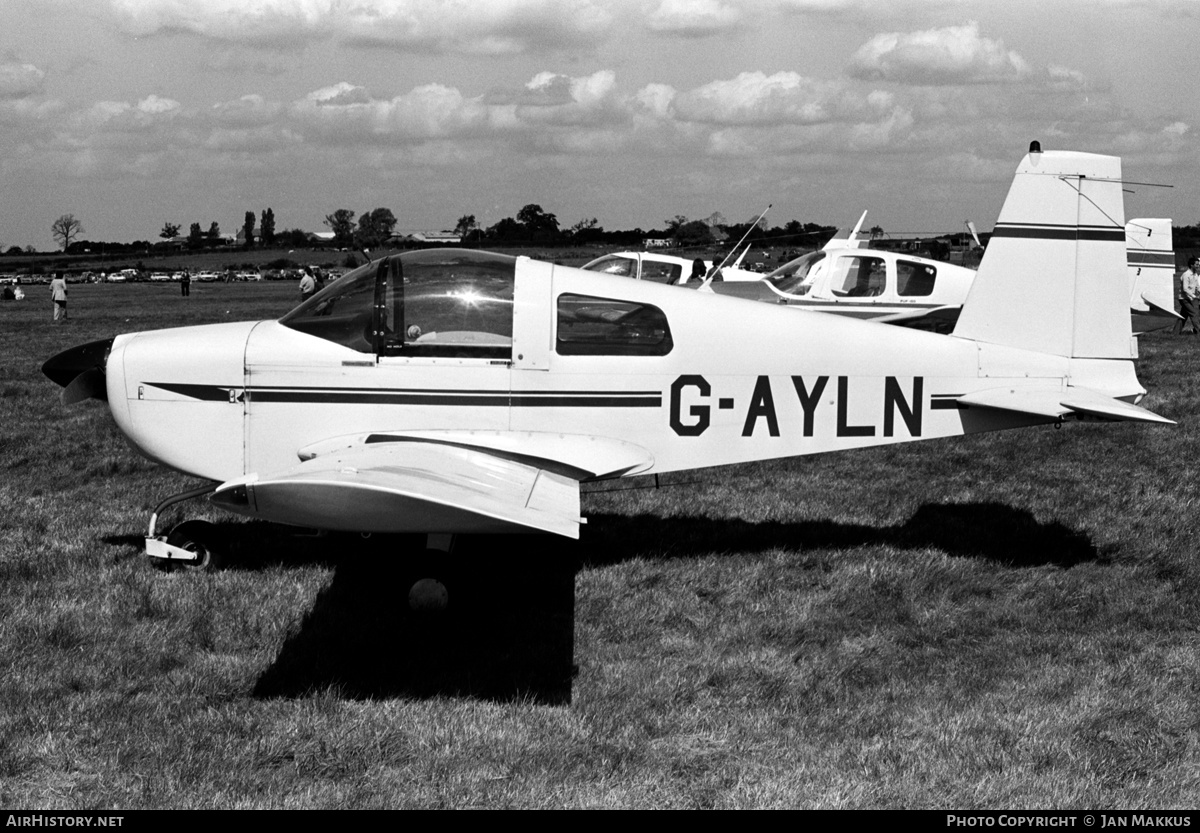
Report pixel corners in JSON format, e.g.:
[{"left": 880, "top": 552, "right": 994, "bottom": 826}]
[{"left": 953, "top": 148, "right": 1131, "bottom": 358}]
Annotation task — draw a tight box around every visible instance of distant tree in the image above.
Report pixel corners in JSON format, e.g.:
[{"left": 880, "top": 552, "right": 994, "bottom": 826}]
[
  {"left": 485, "top": 216, "right": 524, "bottom": 242},
  {"left": 354, "top": 207, "right": 397, "bottom": 249},
  {"left": 569, "top": 217, "right": 604, "bottom": 244},
  {"left": 324, "top": 209, "right": 356, "bottom": 246},
  {"left": 278, "top": 228, "right": 310, "bottom": 248},
  {"left": 665, "top": 215, "right": 689, "bottom": 233},
  {"left": 188, "top": 222, "right": 204, "bottom": 248},
  {"left": 674, "top": 219, "right": 714, "bottom": 247},
  {"left": 207, "top": 221, "right": 220, "bottom": 239},
  {"left": 5, "top": 246, "right": 22, "bottom": 256},
  {"left": 454, "top": 214, "right": 477, "bottom": 238},
  {"left": 869, "top": 225, "right": 884, "bottom": 240},
  {"left": 517, "top": 204, "right": 559, "bottom": 240},
  {"left": 159, "top": 222, "right": 180, "bottom": 240},
  {"left": 51, "top": 214, "right": 84, "bottom": 251},
  {"left": 243, "top": 211, "right": 256, "bottom": 248},
  {"left": 260, "top": 208, "right": 276, "bottom": 247}
]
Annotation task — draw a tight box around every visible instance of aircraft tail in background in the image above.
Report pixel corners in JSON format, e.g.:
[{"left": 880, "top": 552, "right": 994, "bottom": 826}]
[{"left": 1126, "top": 218, "right": 1179, "bottom": 331}]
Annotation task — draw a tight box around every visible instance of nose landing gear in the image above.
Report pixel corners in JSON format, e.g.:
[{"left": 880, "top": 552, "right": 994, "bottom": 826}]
[{"left": 144, "top": 483, "right": 224, "bottom": 571}]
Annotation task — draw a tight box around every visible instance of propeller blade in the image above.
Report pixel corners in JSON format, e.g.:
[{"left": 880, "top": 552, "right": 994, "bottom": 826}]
[
  {"left": 61, "top": 368, "right": 108, "bottom": 405},
  {"left": 42, "top": 337, "right": 113, "bottom": 405}
]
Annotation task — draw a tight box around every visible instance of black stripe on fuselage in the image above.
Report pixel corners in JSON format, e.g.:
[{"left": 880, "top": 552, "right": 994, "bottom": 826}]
[
  {"left": 930, "top": 395, "right": 965, "bottom": 411},
  {"left": 145, "top": 382, "right": 232, "bottom": 401},
  {"left": 146, "top": 383, "right": 662, "bottom": 408}
]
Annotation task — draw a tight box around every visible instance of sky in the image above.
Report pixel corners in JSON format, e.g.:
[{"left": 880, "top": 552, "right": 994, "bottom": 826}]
[{"left": 2, "top": 0, "right": 1199, "bottom": 250}]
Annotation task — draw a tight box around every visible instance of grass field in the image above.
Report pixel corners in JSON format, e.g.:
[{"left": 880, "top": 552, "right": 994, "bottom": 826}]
[{"left": 1, "top": 280, "right": 1198, "bottom": 809}]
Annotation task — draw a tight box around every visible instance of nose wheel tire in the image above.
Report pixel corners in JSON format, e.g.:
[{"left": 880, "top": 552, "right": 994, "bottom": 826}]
[{"left": 162, "top": 519, "right": 225, "bottom": 571}]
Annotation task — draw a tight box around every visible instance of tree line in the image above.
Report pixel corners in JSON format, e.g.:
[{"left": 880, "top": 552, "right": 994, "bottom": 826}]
[{"left": 28, "top": 205, "right": 845, "bottom": 258}]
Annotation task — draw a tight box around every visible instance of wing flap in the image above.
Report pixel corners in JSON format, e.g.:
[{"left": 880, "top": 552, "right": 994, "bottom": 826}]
[
  {"left": 213, "top": 441, "right": 584, "bottom": 537},
  {"left": 957, "top": 386, "right": 1173, "bottom": 424}
]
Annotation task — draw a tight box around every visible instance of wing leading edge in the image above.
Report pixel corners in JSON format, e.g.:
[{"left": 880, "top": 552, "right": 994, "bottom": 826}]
[{"left": 212, "top": 440, "right": 588, "bottom": 538}]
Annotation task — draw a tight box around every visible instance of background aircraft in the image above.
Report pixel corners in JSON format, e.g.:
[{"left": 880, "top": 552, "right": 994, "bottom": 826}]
[
  {"left": 584, "top": 218, "right": 1177, "bottom": 335},
  {"left": 581, "top": 250, "right": 762, "bottom": 283},
  {"left": 43, "top": 144, "right": 1170, "bottom": 597}
]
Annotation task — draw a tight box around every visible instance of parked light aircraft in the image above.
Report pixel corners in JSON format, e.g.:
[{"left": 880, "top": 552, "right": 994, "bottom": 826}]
[
  {"left": 584, "top": 216, "right": 1176, "bottom": 335},
  {"left": 581, "top": 250, "right": 762, "bottom": 283},
  {"left": 725, "top": 213, "right": 1177, "bottom": 333},
  {"left": 43, "top": 144, "right": 1172, "bottom": 581}
]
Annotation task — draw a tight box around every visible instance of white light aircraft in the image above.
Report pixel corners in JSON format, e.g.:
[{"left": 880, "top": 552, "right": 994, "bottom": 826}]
[
  {"left": 581, "top": 250, "right": 762, "bottom": 283},
  {"left": 44, "top": 144, "right": 1172, "bottom": 582}
]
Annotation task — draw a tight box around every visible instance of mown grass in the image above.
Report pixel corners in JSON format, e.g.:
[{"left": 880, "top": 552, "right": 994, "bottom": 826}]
[{"left": 1, "top": 283, "right": 1197, "bottom": 808}]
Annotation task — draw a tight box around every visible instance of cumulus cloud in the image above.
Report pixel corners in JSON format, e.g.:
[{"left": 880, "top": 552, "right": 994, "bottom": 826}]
[
  {"left": 0, "top": 62, "right": 46, "bottom": 99},
  {"left": 646, "top": 0, "right": 742, "bottom": 36},
  {"left": 671, "top": 71, "right": 893, "bottom": 126},
  {"left": 106, "top": 0, "right": 615, "bottom": 54},
  {"left": 290, "top": 80, "right": 494, "bottom": 142},
  {"left": 849, "top": 21, "right": 1032, "bottom": 85},
  {"left": 211, "top": 94, "right": 284, "bottom": 126}
]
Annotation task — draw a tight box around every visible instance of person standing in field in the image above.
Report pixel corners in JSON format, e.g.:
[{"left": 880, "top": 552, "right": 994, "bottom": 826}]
[
  {"left": 299, "top": 267, "right": 316, "bottom": 302},
  {"left": 1175, "top": 256, "right": 1200, "bottom": 335},
  {"left": 180, "top": 269, "right": 191, "bottom": 297},
  {"left": 50, "top": 271, "right": 68, "bottom": 322}
]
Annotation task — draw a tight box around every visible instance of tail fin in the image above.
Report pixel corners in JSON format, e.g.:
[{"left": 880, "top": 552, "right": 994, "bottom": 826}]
[
  {"left": 1126, "top": 218, "right": 1177, "bottom": 318},
  {"left": 953, "top": 146, "right": 1132, "bottom": 359},
  {"left": 823, "top": 210, "right": 870, "bottom": 251}
]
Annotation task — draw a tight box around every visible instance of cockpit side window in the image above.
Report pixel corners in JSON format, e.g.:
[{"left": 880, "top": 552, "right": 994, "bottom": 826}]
[
  {"left": 556, "top": 294, "right": 673, "bottom": 356},
  {"left": 640, "top": 261, "right": 682, "bottom": 284},
  {"left": 831, "top": 256, "right": 886, "bottom": 297},
  {"left": 280, "top": 249, "right": 516, "bottom": 359},
  {"left": 897, "top": 260, "right": 937, "bottom": 296}
]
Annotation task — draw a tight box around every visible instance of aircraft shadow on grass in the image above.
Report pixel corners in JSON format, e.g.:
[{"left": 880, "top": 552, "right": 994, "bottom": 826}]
[
  {"left": 580, "top": 500, "right": 1099, "bottom": 570},
  {"left": 244, "top": 500, "right": 1094, "bottom": 703}
]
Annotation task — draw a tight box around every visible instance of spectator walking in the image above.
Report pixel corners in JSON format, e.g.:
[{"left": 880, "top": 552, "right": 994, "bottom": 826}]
[{"left": 50, "top": 271, "right": 68, "bottom": 322}]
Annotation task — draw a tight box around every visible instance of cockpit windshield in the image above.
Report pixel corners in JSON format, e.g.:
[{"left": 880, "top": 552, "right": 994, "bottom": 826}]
[
  {"left": 766, "top": 251, "right": 825, "bottom": 296},
  {"left": 279, "top": 249, "right": 516, "bottom": 358}
]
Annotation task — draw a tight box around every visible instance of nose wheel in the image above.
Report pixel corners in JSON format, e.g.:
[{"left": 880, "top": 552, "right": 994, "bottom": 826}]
[
  {"left": 159, "top": 519, "right": 225, "bottom": 572},
  {"left": 144, "top": 483, "right": 223, "bottom": 571}
]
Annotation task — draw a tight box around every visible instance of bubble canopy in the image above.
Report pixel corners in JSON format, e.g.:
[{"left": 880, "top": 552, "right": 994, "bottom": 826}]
[{"left": 279, "top": 249, "right": 516, "bottom": 358}]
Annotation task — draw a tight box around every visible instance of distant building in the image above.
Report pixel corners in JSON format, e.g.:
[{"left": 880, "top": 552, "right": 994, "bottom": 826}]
[{"left": 643, "top": 237, "right": 671, "bottom": 249}]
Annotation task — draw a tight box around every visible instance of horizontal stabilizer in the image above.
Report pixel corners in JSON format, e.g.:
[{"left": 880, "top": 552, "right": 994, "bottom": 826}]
[
  {"left": 957, "top": 386, "right": 1174, "bottom": 424},
  {"left": 213, "top": 441, "right": 584, "bottom": 537},
  {"left": 1141, "top": 295, "right": 1181, "bottom": 319}
]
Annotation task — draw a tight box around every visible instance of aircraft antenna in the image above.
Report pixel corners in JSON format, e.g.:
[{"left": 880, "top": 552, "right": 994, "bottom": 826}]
[{"left": 700, "top": 204, "right": 771, "bottom": 289}]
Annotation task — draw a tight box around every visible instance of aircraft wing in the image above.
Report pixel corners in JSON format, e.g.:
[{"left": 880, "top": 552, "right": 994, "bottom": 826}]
[
  {"left": 211, "top": 432, "right": 655, "bottom": 538},
  {"left": 956, "top": 386, "right": 1174, "bottom": 424},
  {"left": 871, "top": 304, "right": 963, "bottom": 333},
  {"left": 212, "top": 440, "right": 588, "bottom": 537}
]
